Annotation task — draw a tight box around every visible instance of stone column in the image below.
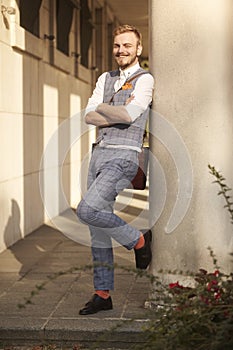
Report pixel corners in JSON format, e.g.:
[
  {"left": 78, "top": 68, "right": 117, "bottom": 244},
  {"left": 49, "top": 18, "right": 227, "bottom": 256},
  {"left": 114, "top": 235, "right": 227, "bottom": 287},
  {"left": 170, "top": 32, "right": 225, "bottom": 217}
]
[{"left": 149, "top": 0, "right": 233, "bottom": 278}]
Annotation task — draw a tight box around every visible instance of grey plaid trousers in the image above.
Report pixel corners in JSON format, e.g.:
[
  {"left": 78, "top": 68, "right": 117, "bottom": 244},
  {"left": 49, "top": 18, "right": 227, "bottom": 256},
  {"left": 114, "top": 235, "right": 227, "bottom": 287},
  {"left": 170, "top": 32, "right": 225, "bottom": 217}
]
[{"left": 77, "top": 146, "right": 141, "bottom": 290}]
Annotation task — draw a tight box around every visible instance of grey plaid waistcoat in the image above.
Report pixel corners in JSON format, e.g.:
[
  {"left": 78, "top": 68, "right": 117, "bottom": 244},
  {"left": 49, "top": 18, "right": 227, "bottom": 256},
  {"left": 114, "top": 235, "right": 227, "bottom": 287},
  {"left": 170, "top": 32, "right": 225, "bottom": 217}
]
[{"left": 95, "top": 68, "right": 150, "bottom": 149}]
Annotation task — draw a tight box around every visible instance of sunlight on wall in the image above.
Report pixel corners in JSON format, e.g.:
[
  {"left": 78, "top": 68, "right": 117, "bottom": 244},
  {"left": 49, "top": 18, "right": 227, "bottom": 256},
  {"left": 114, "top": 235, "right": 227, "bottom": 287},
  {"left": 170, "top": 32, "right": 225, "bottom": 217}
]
[
  {"left": 0, "top": 45, "right": 24, "bottom": 251},
  {"left": 42, "top": 84, "right": 59, "bottom": 222},
  {"left": 70, "top": 93, "right": 81, "bottom": 207}
]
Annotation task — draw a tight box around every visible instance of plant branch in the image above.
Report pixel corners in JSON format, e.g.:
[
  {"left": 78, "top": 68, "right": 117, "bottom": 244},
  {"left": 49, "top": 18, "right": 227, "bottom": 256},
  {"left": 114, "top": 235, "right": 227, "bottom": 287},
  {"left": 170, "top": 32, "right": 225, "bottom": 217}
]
[{"left": 208, "top": 164, "right": 233, "bottom": 225}]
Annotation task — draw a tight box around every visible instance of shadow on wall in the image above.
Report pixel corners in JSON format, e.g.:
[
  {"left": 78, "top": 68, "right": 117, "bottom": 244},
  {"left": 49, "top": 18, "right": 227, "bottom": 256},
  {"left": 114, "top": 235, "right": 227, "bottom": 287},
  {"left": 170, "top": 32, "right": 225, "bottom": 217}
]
[
  {"left": 3, "top": 199, "right": 48, "bottom": 277},
  {"left": 4, "top": 199, "right": 22, "bottom": 247}
]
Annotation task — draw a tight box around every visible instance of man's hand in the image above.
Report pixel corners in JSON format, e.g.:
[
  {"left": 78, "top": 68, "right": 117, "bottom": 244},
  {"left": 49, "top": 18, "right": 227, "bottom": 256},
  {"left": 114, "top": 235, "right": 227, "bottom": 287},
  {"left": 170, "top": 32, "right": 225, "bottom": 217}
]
[{"left": 125, "top": 94, "right": 135, "bottom": 105}]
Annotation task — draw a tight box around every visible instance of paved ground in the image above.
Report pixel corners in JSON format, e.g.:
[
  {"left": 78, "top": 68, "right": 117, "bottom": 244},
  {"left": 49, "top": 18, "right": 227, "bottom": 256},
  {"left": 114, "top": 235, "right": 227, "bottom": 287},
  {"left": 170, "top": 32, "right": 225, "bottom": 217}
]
[{"left": 0, "top": 221, "right": 153, "bottom": 349}]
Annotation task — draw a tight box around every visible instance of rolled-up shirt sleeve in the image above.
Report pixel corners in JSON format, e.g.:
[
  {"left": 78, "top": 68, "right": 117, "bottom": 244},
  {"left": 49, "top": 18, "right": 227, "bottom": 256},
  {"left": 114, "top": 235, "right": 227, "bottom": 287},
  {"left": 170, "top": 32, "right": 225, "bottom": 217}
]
[
  {"left": 84, "top": 72, "right": 107, "bottom": 115},
  {"left": 125, "top": 73, "right": 154, "bottom": 122}
]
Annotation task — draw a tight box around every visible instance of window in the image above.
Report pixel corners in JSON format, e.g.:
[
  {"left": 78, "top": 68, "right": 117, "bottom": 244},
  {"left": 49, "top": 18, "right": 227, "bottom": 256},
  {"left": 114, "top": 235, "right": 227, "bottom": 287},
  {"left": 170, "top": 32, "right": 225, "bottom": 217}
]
[
  {"left": 80, "top": 0, "right": 92, "bottom": 68},
  {"left": 95, "top": 8, "right": 103, "bottom": 75},
  {"left": 56, "top": 0, "right": 74, "bottom": 56},
  {"left": 19, "top": 0, "right": 42, "bottom": 37},
  {"left": 107, "top": 23, "right": 114, "bottom": 71}
]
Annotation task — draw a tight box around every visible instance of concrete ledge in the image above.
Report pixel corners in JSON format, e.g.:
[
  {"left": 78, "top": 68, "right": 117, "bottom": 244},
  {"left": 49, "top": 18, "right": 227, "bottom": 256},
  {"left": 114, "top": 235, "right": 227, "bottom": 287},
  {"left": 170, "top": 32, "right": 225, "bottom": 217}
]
[{"left": 0, "top": 317, "right": 149, "bottom": 348}]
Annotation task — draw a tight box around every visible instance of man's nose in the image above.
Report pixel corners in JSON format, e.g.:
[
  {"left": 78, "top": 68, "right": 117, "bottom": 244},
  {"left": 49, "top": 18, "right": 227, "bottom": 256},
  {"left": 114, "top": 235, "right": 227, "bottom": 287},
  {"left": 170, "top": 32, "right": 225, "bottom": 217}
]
[{"left": 117, "top": 45, "right": 124, "bottom": 53}]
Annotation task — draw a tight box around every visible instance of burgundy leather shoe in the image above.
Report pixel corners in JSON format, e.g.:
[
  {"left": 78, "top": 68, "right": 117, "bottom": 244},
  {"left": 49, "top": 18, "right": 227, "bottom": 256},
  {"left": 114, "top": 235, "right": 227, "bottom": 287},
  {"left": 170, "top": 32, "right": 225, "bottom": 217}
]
[
  {"left": 79, "top": 294, "right": 113, "bottom": 315},
  {"left": 134, "top": 230, "right": 152, "bottom": 269}
]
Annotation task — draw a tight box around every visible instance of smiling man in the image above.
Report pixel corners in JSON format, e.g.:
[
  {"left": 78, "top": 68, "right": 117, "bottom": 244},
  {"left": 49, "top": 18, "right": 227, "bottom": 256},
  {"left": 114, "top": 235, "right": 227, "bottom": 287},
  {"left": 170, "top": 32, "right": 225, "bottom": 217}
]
[{"left": 77, "top": 24, "right": 154, "bottom": 315}]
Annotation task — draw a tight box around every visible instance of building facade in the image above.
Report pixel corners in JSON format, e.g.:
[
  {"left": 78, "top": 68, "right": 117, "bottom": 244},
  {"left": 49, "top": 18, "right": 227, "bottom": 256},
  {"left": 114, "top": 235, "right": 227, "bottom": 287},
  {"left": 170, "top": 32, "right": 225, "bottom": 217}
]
[{"left": 0, "top": 0, "right": 120, "bottom": 251}]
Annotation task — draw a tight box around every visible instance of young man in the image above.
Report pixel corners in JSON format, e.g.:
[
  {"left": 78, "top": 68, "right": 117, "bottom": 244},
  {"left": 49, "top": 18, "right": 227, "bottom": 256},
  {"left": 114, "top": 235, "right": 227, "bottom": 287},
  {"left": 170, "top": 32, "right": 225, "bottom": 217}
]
[{"left": 77, "top": 24, "right": 154, "bottom": 315}]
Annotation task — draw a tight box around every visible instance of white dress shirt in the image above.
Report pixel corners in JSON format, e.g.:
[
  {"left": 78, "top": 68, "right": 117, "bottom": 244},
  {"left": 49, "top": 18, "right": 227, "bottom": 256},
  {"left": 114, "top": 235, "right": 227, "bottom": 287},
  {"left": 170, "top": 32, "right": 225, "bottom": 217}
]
[{"left": 85, "top": 62, "right": 154, "bottom": 122}]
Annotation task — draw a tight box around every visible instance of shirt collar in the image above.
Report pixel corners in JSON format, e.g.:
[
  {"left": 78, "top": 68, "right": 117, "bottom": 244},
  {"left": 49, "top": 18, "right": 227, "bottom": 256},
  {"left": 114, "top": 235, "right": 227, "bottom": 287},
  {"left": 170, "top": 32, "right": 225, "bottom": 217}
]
[{"left": 119, "top": 62, "right": 140, "bottom": 80}]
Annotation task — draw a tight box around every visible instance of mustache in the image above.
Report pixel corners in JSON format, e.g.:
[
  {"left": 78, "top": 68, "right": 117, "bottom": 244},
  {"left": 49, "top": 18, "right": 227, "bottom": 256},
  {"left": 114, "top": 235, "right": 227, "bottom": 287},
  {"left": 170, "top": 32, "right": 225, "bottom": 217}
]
[{"left": 115, "top": 54, "right": 129, "bottom": 57}]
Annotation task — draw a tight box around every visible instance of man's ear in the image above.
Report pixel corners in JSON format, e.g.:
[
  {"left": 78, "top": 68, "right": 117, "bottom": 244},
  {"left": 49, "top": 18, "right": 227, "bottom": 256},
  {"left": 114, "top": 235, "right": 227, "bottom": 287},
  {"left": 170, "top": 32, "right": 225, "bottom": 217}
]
[{"left": 137, "top": 45, "right": 143, "bottom": 57}]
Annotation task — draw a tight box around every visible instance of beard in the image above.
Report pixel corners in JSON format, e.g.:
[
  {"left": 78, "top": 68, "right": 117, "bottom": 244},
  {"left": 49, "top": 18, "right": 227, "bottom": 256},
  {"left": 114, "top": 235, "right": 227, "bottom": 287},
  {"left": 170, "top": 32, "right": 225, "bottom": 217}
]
[{"left": 115, "top": 52, "right": 138, "bottom": 70}]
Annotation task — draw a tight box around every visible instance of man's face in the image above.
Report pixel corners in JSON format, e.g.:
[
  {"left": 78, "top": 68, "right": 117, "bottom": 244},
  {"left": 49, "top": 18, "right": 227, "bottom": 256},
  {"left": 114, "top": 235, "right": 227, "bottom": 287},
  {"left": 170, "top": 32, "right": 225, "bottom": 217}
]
[{"left": 113, "top": 32, "right": 142, "bottom": 70}]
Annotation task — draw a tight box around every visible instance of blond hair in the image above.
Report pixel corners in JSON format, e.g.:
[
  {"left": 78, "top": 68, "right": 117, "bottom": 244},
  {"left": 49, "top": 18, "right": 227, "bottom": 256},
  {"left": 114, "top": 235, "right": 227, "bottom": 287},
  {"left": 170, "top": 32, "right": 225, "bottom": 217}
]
[{"left": 113, "top": 24, "right": 142, "bottom": 46}]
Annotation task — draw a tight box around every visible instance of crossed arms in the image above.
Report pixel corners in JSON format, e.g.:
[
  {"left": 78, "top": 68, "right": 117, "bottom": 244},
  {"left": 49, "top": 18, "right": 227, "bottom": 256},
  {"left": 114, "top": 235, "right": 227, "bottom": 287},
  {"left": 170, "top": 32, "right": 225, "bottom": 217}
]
[{"left": 85, "top": 100, "right": 133, "bottom": 127}]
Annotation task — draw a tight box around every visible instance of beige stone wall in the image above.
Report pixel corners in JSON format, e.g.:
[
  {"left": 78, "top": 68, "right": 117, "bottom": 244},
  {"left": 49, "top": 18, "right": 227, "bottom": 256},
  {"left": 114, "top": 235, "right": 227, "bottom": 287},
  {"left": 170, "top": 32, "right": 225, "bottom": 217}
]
[
  {"left": 149, "top": 0, "right": 233, "bottom": 276},
  {"left": 0, "top": 0, "right": 93, "bottom": 251}
]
